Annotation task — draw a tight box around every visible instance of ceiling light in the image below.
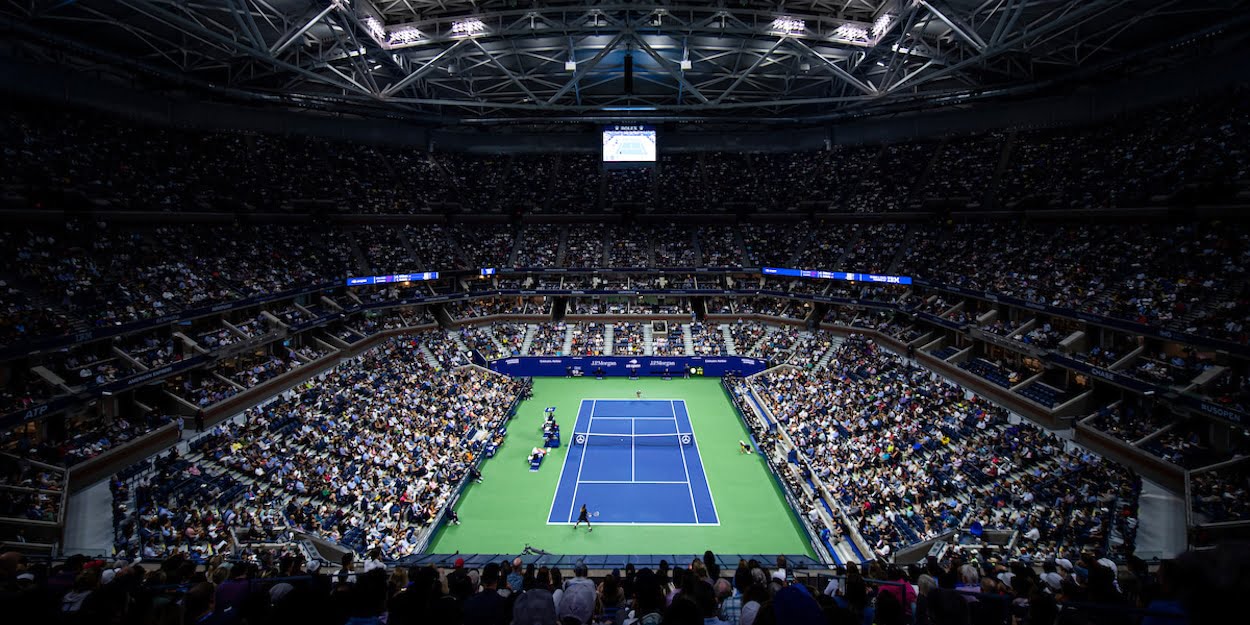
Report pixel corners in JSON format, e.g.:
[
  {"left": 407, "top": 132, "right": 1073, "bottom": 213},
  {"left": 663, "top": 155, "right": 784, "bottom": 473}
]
[
  {"left": 770, "top": 17, "right": 805, "bottom": 35},
  {"left": 451, "top": 18, "right": 486, "bottom": 38}
]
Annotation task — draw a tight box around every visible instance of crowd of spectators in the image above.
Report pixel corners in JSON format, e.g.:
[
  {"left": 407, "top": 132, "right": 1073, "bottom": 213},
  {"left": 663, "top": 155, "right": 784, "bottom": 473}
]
[
  {"left": 0, "top": 454, "right": 65, "bottom": 522},
  {"left": 563, "top": 229, "right": 605, "bottom": 268},
  {"left": 751, "top": 334, "right": 1141, "bottom": 562},
  {"left": 688, "top": 323, "right": 727, "bottom": 356},
  {"left": 1189, "top": 462, "right": 1250, "bottom": 523},
  {"left": 2, "top": 217, "right": 1249, "bottom": 356},
  {"left": 569, "top": 323, "right": 607, "bottom": 356},
  {"left": 606, "top": 168, "right": 654, "bottom": 208},
  {"left": 697, "top": 227, "right": 742, "bottom": 267},
  {"left": 5, "top": 85, "right": 1249, "bottom": 223},
  {"left": 528, "top": 323, "right": 568, "bottom": 356},
  {"left": 652, "top": 323, "right": 685, "bottom": 356},
  {"left": 613, "top": 323, "right": 647, "bottom": 356},
  {"left": 515, "top": 225, "right": 561, "bottom": 267},
  {"left": 1084, "top": 403, "right": 1172, "bottom": 446},
  {"left": 608, "top": 226, "right": 651, "bottom": 267},
  {"left": 114, "top": 334, "right": 523, "bottom": 562},
  {"left": 0, "top": 542, "right": 1234, "bottom": 625}
]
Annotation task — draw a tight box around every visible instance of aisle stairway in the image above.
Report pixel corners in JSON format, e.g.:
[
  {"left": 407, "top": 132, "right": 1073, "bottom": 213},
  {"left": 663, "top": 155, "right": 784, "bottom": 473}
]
[
  {"left": 814, "top": 336, "right": 845, "bottom": 370},
  {"left": 722, "top": 324, "right": 738, "bottom": 355},
  {"left": 520, "top": 324, "right": 537, "bottom": 355},
  {"left": 604, "top": 323, "right": 616, "bottom": 356},
  {"left": 642, "top": 324, "right": 654, "bottom": 356},
  {"left": 682, "top": 323, "right": 695, "bottom": 354},
  {"left": 418, "top": 344, "right": 442, "bottom": 369}
]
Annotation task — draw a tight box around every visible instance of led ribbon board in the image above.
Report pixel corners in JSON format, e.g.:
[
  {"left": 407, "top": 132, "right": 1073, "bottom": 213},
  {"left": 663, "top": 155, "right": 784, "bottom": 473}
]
[
  {"left": 345, "top": 271, "right": 440, "bottom": 286},
  {"left": 762, "top": 267, "right": 912, "bottom": 285}
]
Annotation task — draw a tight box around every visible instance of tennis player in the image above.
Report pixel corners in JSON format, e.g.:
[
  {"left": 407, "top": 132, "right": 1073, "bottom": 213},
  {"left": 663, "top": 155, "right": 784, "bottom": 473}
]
[
  {"left": 636, "top": 390, "right": 642, "bottom": 398},
  {"left": 574, "top": 504, "right": 593, "bottom": 532},
  {"left": 739, "top": 440, "right": 753, "bottom": 454}
]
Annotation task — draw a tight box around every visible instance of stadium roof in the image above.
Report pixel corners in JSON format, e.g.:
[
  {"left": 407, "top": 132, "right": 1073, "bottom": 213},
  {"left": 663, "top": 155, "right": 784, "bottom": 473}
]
[{"left": 3, "top": 0, "right": 1248, "bottom": 124}]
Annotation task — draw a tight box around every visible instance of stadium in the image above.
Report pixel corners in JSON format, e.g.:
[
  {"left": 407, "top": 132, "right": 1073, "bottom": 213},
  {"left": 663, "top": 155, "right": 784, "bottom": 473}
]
[{"left": 1, "top": 0, "right": 1249, "bottom": 623}]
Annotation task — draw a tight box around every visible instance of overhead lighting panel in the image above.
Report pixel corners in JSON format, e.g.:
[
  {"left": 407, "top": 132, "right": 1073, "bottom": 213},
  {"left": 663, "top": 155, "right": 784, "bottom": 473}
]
[
  {"left": 451, "top": 18, "right": 486, "bottom": 38},
  {"left": 872, "top": 13, "right": 897, "bottom": 38},
  {"left": 363, "top": 17, "right": 386, "bottom": 43},
  {"left": 387, "top": 27, "right": 422, "bottom": 46},
  {"left": 770, "top": 17, "right": 806, "bottom": 36},
  {"left": 833, "top": 23, "right": 870, "bottom": 43}
]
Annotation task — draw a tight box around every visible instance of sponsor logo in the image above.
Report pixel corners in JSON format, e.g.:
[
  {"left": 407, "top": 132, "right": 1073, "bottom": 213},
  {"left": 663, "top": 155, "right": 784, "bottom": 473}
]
[
  {"left": 741, "top": 358, "right": 756, "bottom": 365},
  {"left": 119, "top": 364, "right": 178, "bottom": 388},
  {"left": 648, "top": 360, "right": 677, "bottom": 367},
  {"left": 1088, "top": 367, "right": 1118, "bottom": 383},
  {"left": 23, "top": 405, "right": 50, "bottom": 421},
  {"left": 537, "top": 359, "right": 562, "bottom": 364},
  {"left": 505, "top": 358, "right": 520, "bottom": 365},
  {"left": 1200, "top": 402, "right": 1244, "bottom": 424},
  {"left": 590, "top": 360, "right": 618, "bottom": 367}
]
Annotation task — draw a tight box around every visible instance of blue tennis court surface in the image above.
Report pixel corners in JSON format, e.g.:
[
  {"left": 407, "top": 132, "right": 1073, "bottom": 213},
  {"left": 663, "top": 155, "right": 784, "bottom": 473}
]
[{"left": 548, "top": 399, "right": 719, "bottom": 526}]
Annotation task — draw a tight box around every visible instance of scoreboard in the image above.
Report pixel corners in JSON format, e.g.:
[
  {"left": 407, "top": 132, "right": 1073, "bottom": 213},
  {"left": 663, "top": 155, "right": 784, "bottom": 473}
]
[{"left": 603, "top": 125, "right": 657, "bottom": 162}]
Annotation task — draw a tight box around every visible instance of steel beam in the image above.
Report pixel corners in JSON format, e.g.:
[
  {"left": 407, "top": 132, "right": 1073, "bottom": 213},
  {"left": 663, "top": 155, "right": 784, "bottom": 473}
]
[{"left": 547, "top": 31, "right": 626, "bottom": 104}]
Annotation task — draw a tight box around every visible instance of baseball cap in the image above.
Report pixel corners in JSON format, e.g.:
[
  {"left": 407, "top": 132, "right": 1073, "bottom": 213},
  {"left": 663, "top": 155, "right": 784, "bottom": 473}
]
[
  {"left": 512, "top": 588, "right": 558, "bottom": 625},
  {"left": 269, "top": 582, "right": 295, "bottom": 604},
  {"left": 557, "top": 577, "right": 595, "bottom": 624},
  {"left": 455, "top": 557, "right": 465, "bottom": 568}
]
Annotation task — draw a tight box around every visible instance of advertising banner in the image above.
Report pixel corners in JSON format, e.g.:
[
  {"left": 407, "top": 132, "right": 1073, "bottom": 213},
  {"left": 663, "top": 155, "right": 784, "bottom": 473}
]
[{"left": 487, "top": 355, "right": 770, "bottom": 378}]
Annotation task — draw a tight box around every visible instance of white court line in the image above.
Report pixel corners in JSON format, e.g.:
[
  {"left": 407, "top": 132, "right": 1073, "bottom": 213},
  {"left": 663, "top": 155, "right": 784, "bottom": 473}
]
[
  {"left": 566, "top": 399, "right": 595, "bottom": 523},
  {"left": 631, "top": 417, "right": 635, "bottom": 481},
  {"left": 581, "top": 398, "right": 687, "bottom": 401},
  {"left": 546, "top": 399, "right": 587, "bottom": 523},
  {"left": 588, "top": 416, "right": 678, "bottom": 420},
  {"left": 577, "top": 480, "right": 688, "bottom": 484},
  {"left": 545, "top": 520, "right": 722, "bottom": 527},
  {"left": 680, "top": 401, "right": 722, "bottom": 523},
  {"left": 671, "top": 399, "right": 701, "bottom": 524}
]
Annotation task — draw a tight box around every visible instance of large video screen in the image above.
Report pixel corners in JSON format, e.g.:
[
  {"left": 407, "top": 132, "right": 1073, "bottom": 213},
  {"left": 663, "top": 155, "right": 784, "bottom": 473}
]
[{"left": 602, "top": 125, "right": 657, "bottom": 162}]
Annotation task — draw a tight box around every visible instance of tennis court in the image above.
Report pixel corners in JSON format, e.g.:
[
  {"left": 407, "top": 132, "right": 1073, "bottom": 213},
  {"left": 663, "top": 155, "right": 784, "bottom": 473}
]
[
  {"left": 428, "top": 377, "right": 813, "bottom": 557},
  {"left": 547, "top": 399, "right": 719, "bottom": 526}
]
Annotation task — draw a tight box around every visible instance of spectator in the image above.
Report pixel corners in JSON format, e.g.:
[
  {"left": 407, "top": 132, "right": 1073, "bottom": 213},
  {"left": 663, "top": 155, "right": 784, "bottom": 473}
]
[
  {"left": 559, "top": 561, "right": 597, "bottom": 625},
  {"left": 463, "top": 562, "right": 507, "bottom": 625}
]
